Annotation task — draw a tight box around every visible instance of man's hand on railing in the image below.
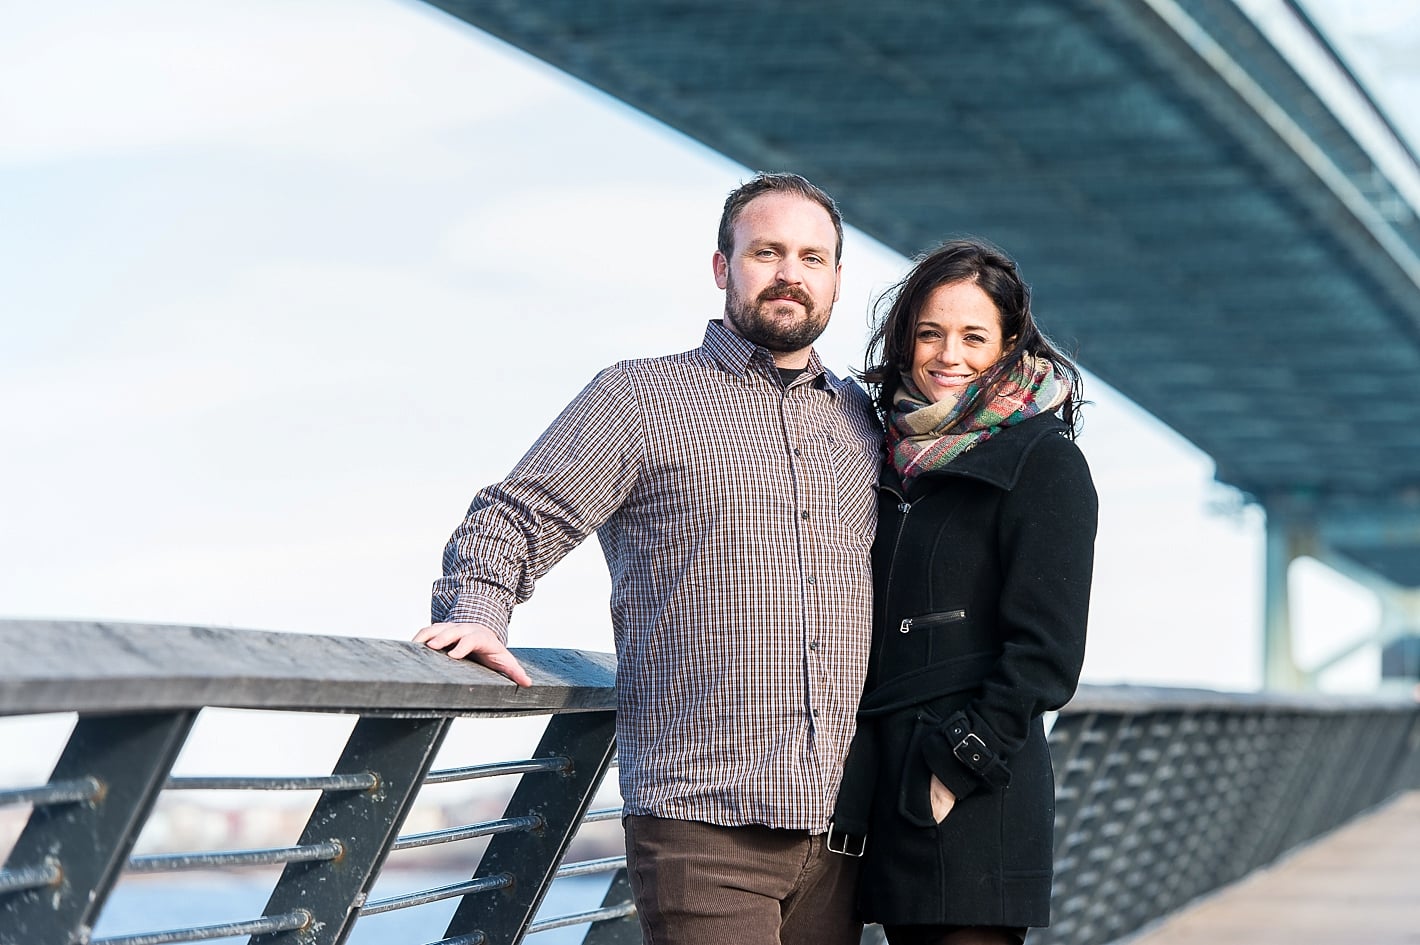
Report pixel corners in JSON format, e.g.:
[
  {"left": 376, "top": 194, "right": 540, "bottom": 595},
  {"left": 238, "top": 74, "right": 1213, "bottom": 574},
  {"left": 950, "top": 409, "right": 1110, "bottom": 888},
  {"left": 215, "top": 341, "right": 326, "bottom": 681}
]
[{"left": 414, "top": 622, "right": 533, "bottom": 687}]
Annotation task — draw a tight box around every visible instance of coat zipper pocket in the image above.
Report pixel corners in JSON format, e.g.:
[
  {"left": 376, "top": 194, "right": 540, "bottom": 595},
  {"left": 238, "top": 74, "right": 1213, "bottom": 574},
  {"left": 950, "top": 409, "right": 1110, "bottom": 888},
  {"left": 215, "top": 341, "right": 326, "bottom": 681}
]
[{"left": 898, "top": 609, "right": 966, "bottom": 634}]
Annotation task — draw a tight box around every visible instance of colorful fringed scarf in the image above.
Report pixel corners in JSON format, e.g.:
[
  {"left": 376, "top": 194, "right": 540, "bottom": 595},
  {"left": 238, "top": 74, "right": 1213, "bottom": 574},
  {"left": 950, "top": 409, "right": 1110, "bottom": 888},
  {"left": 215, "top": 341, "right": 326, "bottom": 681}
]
[{"left": 889, "top": 355, "right": 1070, "bottom": 485}]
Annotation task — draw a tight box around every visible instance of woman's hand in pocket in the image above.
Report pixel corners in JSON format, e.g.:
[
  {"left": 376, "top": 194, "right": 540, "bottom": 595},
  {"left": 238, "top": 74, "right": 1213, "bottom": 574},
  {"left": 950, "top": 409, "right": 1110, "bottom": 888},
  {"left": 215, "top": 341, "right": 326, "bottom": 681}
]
[{"left": 930, "top": 774, "right": 956, "bottom": 823}]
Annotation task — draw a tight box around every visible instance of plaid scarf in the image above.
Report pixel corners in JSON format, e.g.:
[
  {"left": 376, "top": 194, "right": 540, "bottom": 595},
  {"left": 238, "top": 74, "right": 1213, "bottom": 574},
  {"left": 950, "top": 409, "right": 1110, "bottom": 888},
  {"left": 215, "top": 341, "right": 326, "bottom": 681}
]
[{"left": 889, "top": 355, "right": 1070, "bottom": 486}]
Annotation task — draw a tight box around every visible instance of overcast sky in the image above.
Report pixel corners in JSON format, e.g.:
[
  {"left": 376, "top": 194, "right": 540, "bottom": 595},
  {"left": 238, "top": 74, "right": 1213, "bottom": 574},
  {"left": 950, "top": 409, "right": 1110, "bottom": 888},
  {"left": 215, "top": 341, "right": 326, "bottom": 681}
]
[{"left": 3, "top": 0, "right": 1416, "bottom": 770}]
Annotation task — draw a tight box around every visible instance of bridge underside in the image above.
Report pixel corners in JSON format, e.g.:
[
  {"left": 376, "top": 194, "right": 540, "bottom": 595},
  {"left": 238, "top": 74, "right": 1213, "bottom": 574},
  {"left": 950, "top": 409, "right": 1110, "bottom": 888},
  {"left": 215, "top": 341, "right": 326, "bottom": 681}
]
[{"left": 425, "top": 0, "right": 1420, "bottom": 587}]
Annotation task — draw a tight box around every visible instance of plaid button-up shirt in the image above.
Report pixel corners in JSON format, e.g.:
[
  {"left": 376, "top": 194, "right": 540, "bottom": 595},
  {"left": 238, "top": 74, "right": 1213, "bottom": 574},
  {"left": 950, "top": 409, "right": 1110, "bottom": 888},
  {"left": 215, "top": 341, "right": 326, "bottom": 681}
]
[{"left": 433, "top": 321, "right": 882, "bottom": 831}]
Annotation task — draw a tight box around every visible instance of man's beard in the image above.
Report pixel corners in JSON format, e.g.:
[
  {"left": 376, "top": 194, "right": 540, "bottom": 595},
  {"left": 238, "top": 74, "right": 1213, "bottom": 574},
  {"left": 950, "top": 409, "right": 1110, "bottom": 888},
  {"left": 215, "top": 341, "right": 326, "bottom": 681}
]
[{"left": 723, "top": 281, "right": 831, "bottom": 353}]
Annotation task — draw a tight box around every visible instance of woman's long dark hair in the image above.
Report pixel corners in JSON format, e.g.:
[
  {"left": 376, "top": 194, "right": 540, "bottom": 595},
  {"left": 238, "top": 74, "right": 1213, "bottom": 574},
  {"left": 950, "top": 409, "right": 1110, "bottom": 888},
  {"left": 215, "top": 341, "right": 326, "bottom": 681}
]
[{"left": 862, "top": 237, "right": 1085, "bottom": 436}]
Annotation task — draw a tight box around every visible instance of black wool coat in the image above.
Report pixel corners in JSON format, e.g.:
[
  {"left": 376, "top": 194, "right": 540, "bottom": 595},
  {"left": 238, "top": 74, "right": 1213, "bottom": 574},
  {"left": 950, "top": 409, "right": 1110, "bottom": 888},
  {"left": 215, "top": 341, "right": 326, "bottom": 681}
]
[{"left": 833, "top": 412, "right": 1098, "bottom": 929}]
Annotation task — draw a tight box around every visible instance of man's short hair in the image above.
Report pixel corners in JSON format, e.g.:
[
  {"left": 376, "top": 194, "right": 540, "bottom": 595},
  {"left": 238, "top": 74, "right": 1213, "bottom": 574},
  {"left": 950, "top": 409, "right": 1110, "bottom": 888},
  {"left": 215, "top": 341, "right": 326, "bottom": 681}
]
[{"left": 717, "top": 173, "right": 844, "bottom": 265}]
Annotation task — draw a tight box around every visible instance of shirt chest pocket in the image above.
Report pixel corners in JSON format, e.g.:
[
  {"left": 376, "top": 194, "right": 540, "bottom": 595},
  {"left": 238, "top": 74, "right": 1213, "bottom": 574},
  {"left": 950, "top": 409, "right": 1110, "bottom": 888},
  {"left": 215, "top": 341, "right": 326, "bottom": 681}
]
[{"left": 826, "top": 433, "right": 879, "bottom": 539}]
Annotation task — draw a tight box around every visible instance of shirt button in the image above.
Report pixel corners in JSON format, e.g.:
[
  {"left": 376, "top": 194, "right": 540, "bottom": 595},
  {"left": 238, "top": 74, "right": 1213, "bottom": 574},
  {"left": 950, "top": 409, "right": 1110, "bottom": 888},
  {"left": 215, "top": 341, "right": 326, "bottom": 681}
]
[
  {"left": 806, "top": 575, "right": 817, "bottom": 585},
  {"left": 812, "top": 709, "right": 820, "bottom": 718},
  {"left": 809, "top": 641, "right": 819, "bottom": 651},
  {"left": 793, "top": 447, "right": 803, "bottom": 456},
  {"left": 800, "top": 510, "right": 810, "bottom": 520}
]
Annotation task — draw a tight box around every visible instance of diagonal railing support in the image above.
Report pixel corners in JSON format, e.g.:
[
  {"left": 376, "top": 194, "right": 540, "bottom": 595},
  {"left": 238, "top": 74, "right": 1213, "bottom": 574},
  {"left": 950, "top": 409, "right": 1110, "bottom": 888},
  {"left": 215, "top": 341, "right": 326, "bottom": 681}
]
[
  {"left": 248, "top": 715, "right": 451, "bottom": 945},
  {"left": 443, "top": 710, "right": 618, "bottom": 945},
  {"left": 0, "top": 711, "right": 197, "bottom": 945}
]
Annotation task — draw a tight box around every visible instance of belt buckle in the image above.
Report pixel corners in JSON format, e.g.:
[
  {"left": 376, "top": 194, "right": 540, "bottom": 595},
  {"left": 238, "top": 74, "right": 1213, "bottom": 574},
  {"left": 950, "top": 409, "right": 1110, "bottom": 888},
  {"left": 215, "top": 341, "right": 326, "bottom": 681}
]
[
  {"left": 826, "top": 822, "right": 866, "bottom": 857},
  {"left": 953, "top": 731, "right": 989, "bottom": 766}
]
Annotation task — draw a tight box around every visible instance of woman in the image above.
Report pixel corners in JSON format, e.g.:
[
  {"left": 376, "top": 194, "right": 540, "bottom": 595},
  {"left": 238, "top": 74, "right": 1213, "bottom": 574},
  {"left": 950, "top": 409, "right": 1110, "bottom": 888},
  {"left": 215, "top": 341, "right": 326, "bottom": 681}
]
[{"left": 832, "top": 238, "right": 1097, "bottom": 945}]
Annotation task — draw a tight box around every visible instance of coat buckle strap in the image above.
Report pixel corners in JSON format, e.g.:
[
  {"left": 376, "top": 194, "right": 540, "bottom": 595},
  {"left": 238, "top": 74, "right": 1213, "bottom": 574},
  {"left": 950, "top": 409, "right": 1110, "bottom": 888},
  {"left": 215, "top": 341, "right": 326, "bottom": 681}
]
[{"left": 826, "top": 822, "right": 866, "bottom": 857}]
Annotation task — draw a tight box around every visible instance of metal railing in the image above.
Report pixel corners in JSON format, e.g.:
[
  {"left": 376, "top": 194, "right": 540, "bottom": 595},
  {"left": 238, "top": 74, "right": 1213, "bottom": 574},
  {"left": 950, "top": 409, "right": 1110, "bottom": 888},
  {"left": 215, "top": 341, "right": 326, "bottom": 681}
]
[
  {"left": 2, "top": 621, "right": 1418, "bottom": 945},
  {"left": 0, "top": 620, "right": 630, "bottom": 945},
  {"left": 1038, "top": 685, "right": 1420, "bottom": 945}
]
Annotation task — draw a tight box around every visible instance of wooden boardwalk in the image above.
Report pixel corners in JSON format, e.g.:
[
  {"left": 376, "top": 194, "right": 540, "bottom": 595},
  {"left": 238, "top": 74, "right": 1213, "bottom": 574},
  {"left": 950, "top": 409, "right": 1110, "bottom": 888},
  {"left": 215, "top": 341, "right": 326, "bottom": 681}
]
[{"left": 1123, "top": 791, "right": 1420, "bottom": 945}]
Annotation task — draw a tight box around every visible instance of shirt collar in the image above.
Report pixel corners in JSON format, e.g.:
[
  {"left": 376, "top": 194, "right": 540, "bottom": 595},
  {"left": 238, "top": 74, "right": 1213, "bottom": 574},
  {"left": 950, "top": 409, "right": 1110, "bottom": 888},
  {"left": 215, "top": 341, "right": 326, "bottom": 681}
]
[{"left": 702, "top": 319, "right": 833, "bottom": 390}]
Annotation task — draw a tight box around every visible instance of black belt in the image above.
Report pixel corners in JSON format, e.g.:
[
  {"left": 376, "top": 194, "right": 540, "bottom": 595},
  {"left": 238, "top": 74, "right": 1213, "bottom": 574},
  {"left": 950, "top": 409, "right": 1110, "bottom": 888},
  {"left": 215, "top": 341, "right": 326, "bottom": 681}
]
[{"left": 856, "top": 651, "right": 998, "bottom": 718}]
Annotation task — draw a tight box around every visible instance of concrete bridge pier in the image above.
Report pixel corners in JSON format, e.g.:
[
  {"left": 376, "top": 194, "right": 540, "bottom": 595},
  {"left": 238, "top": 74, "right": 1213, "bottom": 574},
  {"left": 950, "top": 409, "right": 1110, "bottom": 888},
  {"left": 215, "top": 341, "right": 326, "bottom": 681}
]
[
  {"left": 1262, "top": 505, "right": 1311, "bottom": 691},
  {"left": 1263, "top": 499, "right": 1420, "bottom": 693},
  {"left": 1376, "top": 590, "right": 1420, "bottom": 693}
]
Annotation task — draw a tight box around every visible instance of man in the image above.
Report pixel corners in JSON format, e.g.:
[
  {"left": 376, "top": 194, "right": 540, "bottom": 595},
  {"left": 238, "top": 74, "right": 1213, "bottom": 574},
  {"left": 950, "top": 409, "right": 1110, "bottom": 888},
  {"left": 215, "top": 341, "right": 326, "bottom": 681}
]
[{"left": 416, "top": 173, "right": 880, "bottom": 945}]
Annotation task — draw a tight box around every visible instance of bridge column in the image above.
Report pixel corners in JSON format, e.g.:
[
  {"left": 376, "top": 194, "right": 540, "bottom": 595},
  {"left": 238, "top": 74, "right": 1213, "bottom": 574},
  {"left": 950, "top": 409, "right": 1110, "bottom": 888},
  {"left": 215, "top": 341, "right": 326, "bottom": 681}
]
[
  {"left": 1262, "top": 507, "right": 1311, "bottom": 691},
  {"left": 1378, "top": 589, "right": 1420, "bottom": 694},
  {"left": 1268, "top": 508, "right": 1420, "bottom": 693}
]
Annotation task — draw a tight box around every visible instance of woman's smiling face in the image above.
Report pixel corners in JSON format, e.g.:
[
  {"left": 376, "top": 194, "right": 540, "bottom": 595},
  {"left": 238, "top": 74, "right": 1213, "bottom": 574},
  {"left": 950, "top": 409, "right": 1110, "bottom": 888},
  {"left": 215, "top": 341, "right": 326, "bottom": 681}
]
[{"left": 910, "top": 279, "right": 1007, "bottom": 404}]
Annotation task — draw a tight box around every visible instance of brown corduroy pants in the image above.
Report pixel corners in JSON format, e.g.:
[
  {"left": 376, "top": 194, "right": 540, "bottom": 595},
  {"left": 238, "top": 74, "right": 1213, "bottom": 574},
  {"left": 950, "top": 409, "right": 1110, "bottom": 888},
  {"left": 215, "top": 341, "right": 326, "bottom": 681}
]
[{"left": 624, "top": 815, "right": 862, "bottom": 945}]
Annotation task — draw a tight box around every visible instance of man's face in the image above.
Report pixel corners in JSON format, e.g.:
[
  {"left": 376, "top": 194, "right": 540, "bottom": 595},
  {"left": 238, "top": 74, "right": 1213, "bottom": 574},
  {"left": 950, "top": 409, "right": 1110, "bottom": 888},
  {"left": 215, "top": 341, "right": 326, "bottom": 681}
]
[{"left": 713, "top": 192, "right": 841, "bottom": 363}]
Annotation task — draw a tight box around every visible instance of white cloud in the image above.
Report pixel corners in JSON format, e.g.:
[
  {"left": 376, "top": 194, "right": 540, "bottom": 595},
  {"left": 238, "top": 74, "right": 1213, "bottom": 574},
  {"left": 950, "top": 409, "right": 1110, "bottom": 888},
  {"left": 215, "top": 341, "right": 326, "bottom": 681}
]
[
  {"left": 0, "top": 0, "right": 561, "bottom": 166},
  {"left": 441, "top": 187, "right": 721, "bottom": 287}
]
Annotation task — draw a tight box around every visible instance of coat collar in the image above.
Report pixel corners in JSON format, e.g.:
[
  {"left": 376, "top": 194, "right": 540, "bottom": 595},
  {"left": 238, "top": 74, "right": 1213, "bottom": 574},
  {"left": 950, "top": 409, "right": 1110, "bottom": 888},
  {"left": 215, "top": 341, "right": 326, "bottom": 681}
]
[{"left": 885, "top": 412, "right": 1070, "bottom": 496}]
